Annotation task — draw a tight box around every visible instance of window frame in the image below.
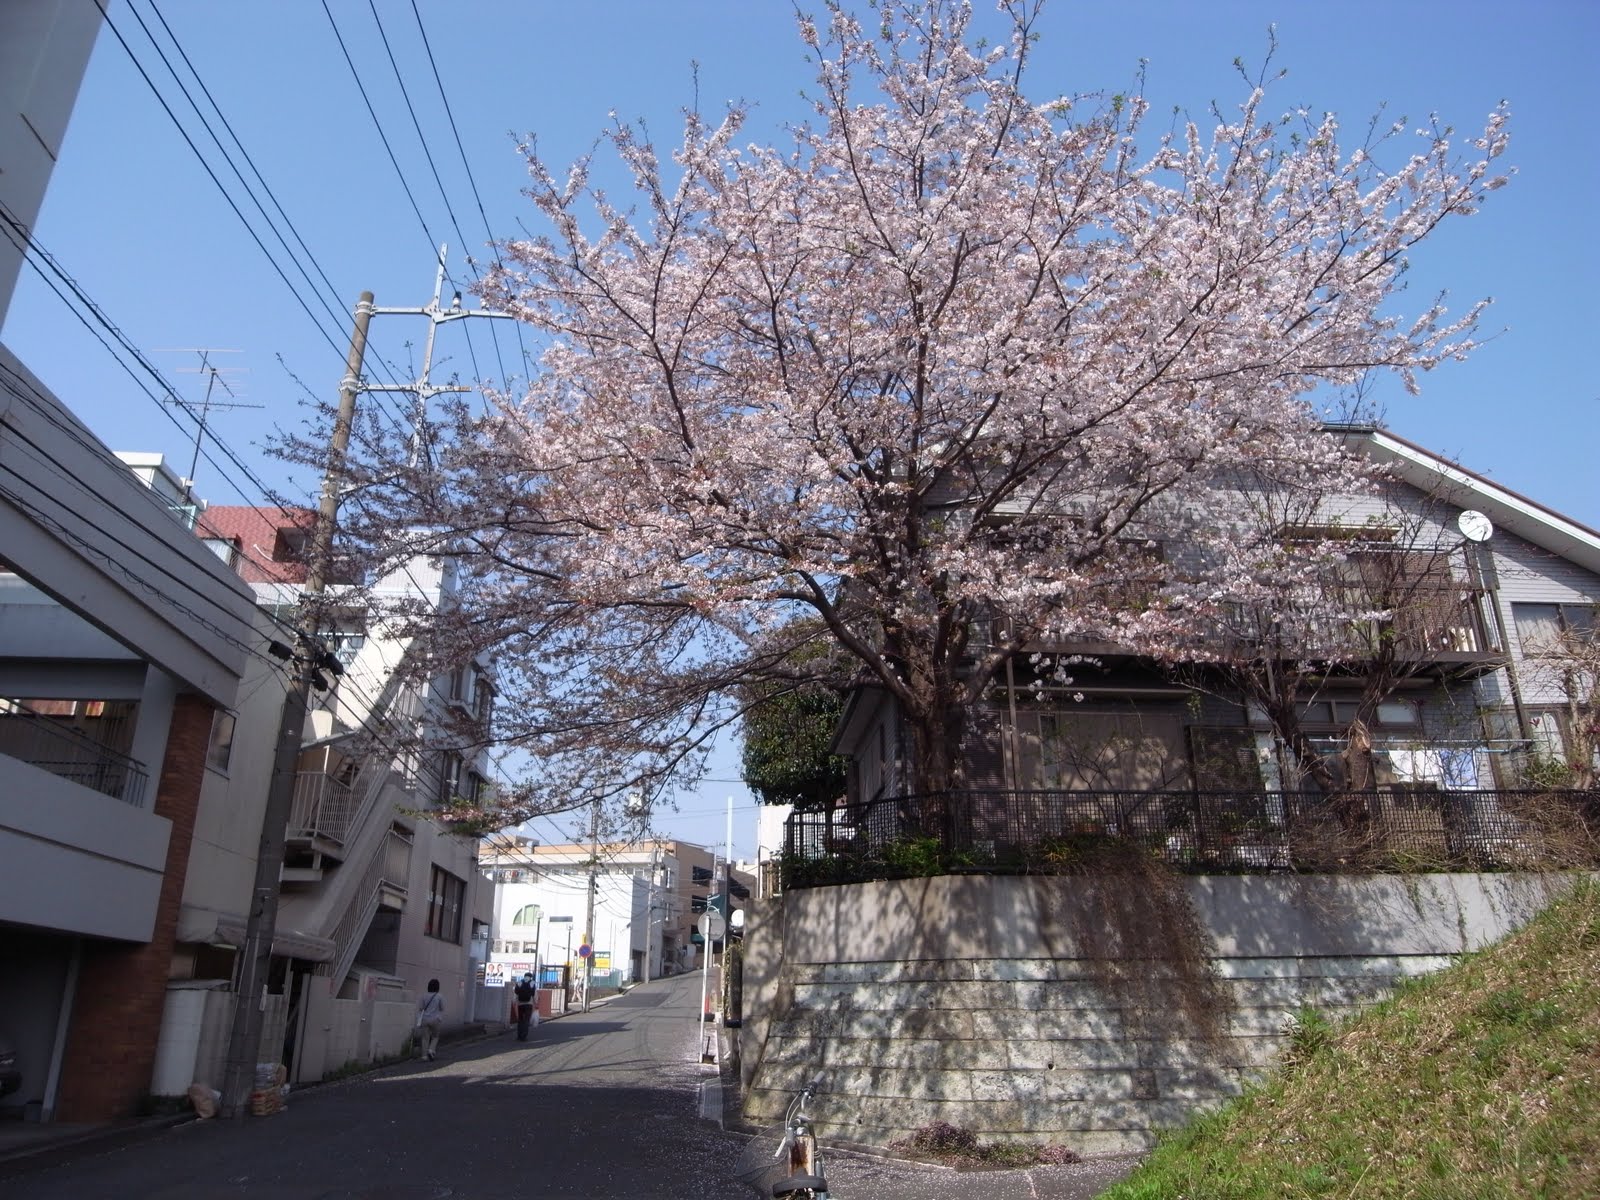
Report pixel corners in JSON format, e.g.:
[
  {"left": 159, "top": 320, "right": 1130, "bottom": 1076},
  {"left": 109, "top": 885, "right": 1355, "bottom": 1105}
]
[
  {"left": 437, "top": 751, "right": 464, "bottom": 806},
  {"left": 206, "top": 708, "right": 237, "bottom": 774},
  {"left": 425, "top": 865, "right": 466, "bottom": 942},
  {"left": 1513, "top": 601, "right": 1598, "bottom": 657}
]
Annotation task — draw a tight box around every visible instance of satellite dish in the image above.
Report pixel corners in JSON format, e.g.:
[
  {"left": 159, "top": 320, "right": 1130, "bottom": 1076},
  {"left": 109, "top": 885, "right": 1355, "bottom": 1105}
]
[{"left": 1457, "top": 510, "right": 1494, "bottom": 543}]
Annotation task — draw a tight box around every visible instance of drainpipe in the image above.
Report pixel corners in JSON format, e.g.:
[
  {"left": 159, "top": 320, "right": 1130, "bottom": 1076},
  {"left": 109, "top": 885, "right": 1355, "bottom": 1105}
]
[{"left": 1472, "top": 540, "right": 1531, "bottom": 743}]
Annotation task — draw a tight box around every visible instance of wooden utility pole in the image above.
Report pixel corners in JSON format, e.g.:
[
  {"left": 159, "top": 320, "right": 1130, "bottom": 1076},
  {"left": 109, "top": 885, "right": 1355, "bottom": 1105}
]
[
  {"left": 581, "top": 798, "right": 601, "bottom": 1012},
  {"left": 219, "top": 292, "right": 374, "bottom": 1117}
]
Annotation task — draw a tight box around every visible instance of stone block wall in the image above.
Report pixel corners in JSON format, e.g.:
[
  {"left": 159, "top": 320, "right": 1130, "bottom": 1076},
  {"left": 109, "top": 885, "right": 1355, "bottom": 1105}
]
[{"left": 740, "top": 872, "right": 1565, "bottom": 1153}]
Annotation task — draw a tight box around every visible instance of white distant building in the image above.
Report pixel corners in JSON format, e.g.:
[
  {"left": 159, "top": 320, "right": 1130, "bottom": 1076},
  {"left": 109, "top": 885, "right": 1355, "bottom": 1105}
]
[{"left": 479, "top": 836, "right": 751, "bottom": 987}]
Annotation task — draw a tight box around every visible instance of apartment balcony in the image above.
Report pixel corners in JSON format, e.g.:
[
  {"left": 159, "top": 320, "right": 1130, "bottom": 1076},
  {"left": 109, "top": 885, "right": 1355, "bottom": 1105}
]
[
  {"left": 0, "top": 710, "right": 148, "bottom": 806},
  {"left": 1293, "top": 592, "right": 1502, "bottom": 676},
  {"left": 283, "top": 750, "right": 396, "bottom": 880},
  {"left": 0, "top": 717, "right": 168, "bottom": 942},
  {"left": 778, "top": 786, "right": 1600, "bottom": 889},
  {"left": 975, "top": 584, "right": 1503, "bottom": 679},
  {"left": 284, "top": 769, "right": 356, "bottom": 872}
]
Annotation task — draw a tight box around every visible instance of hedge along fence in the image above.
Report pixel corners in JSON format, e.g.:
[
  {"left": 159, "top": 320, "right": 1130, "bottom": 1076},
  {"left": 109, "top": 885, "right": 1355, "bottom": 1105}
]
[{"left": 778, "top": 788, "right": 1600, "bottom": 888}]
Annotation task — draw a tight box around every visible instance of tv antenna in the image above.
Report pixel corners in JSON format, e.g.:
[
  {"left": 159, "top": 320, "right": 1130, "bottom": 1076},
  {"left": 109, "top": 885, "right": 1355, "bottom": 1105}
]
[{"left": 155, "top": 348, "right": 262, "bottom": 501}]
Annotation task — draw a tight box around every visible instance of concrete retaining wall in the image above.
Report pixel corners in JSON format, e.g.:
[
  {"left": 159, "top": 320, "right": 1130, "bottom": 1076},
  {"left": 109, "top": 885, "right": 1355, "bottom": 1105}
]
[{"left": 738, "top": 872, "right": 1568, "bottom": 1153}]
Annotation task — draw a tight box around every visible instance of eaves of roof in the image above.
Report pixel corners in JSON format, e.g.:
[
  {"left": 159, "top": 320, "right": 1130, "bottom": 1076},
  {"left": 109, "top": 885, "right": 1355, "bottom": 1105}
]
[{"left": 1337, "top": 426, "right": 1600, "bottom": 576}]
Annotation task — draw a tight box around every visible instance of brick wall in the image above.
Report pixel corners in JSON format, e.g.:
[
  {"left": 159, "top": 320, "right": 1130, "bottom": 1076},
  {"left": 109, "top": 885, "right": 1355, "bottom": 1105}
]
[{"left": 54, "top": 694, "right": 214, "bottom": 1121}]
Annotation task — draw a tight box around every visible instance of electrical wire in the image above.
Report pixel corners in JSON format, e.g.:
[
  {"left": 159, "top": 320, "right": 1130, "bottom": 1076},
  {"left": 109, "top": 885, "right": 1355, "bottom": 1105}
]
[
  {"left": 5, "top": 188, "right": 450, "bottom": 657},
  {"left": 0, "top": 209, "right": 298, "bottom": 515},
  {"left": 408, "top": 0, "right": 532, "bottom": 383},
  {"left": 91, "top": 2, "right": 411, "bottom": 429},
  {"left": 142, "top": 0, "right": 362, "bottom": 354},
  {"left": 109, "top": 0, "right": 425, "bottom": 438},
  {"left": 320, "top": 1, "right": 439, "bottom": 274},
  {"left": 362, "top": 0, "right": 500, "bottom": 396}
]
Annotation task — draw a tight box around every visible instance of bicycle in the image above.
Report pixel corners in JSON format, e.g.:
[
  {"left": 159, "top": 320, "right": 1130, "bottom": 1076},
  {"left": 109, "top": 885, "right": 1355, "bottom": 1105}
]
[{"left": 734, "top": 1077, "right": 833, "bottom": 1198}]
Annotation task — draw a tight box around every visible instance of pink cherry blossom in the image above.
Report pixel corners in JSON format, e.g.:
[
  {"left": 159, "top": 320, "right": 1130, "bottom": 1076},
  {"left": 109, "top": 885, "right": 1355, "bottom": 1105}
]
[{"left": 332, "top": 1, "right": 1509, "bottom": 827}]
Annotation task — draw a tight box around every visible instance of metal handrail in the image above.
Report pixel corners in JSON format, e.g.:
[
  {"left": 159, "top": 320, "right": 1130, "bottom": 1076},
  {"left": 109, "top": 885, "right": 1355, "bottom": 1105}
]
[
  {"left": 317, "top": 825, "right": 412, "bottom": 983},
  {"left": 288, "top": 770, "right": 352, "bottom": 842},
  {"left": 0, "top": 712, "right": 148, "bottom": 807},
  {"left": 287, "top": 751, "right": 394, "bottom": 848}
]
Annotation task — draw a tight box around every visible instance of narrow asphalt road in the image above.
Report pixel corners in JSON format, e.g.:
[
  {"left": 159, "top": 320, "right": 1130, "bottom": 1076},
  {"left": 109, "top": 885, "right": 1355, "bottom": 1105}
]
[{"left": 0, "top": 974, "right": 1139, "bottom": 1199}]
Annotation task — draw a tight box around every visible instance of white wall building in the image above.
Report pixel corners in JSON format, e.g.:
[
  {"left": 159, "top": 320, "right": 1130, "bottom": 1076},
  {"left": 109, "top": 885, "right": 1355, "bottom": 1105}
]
[
  {"left": 479, "top": 837, "right": 740, "bottom": 988},
  {"left": 162, "top": 503, "right": 495, "bottom": 1087}
]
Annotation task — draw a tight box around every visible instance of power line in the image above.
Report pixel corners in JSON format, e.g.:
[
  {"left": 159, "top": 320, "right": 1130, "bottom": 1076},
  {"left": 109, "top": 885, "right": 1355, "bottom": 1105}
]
[
  {"left": 143, "top": 0, "right": 354, "bottom": 340},
  {"left": 321, "top": 0, "right": 439, "bottom": 268},
  {"left": 109, "top": 0, "right": 422, "bottom": 437},
  {"left": 408, "top": 0, "right": 531, "bottom": 384},
  {"left": 362, "top": 0, "right": 501, "bottom": 397},
  {"left": 117, "top": 2, "right": 353, "bottom": 362},
  {"left": 93, "top": 2, "right": 384, "bottom": 410},
  {"left": 0, "top": 209, "right": 296, "bottom": 515}
]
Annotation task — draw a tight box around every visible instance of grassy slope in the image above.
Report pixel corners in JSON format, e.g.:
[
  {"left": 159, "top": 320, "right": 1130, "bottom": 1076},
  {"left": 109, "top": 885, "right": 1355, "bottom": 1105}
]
[{"left": 1102, "top": 877, "right": 1600, "bottom": 1200}]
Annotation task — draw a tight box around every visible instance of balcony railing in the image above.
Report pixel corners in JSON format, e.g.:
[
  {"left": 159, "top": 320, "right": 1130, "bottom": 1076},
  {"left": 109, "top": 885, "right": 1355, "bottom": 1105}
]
[
  {"left": 287, "top": 755, "right": 392, "bottom": 848},
  {"left": 1215, "top": 591, "right": 1496, "bottom": 662},
  {"left": 779, "top": 787, "right": 1600, "bottom": 888},
  {"left": 288, "top": 770, "right": 355, "bottom": 844},
  {"left": 0, "top": 712, "right": 148, "bottom": 806}
]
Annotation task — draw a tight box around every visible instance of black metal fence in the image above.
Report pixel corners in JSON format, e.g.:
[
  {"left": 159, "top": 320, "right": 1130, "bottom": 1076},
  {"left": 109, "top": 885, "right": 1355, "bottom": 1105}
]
[
  {"left": 0, "top": 712, "right": 149, "bottom": 806},
  {"left": 778, "top": 787, "right": 1600, "bottom": 888}
]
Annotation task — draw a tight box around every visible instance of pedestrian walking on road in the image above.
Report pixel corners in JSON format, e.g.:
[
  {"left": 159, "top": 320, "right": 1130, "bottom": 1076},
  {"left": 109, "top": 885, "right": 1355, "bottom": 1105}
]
[
  {"left": 513, "top": 973, "right": 537, "bottom": 1041},
  {"left": 416, "top": 978, "right": 444, "bottom": 1060}
]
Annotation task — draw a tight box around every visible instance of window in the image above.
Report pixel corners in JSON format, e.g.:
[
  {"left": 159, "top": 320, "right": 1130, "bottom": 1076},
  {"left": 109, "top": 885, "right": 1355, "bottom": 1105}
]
[
  {"left": 206, "top": 709, "right": 237, "bottom": 773},
  {"left": 437, "top": 751, "right": 464, "bottom": 805},
  {"left": 1187, "top": 727, "right": 1264, "bottom": 791},
  {"left": 425, "top": 866, "right": 465, "bottom": 942},
  {"left": 201, "top": 537, "right": 238, "bottom": 568},
  {"left": 511, "top": 904, "right": 542, "bottom": 926},
  {"left": 1294, "top": 699, "right": 1419, "bottom": 728},
  {"left": 473, "top": 673, "right": 494, "bottom": 727},
  {"left": 1513, "top": 603, "right": 1598, "bottom": 656},
  {"left": 275, "top": 526, "right": 310, "bottom": 565},
  {"left": 1375, "top": 699, "right": 1422, "bottom": 728},
  {"left": 1031, "top": 707, "right": 1187, "bottom": 791},
  {"left": 324, "top": 627, "right": 366, "bottom": 666}
]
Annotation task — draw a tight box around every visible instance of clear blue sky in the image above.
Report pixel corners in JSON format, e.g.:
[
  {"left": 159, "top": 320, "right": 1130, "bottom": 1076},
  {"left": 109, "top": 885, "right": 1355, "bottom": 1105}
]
[{"left": 5, "top": 0, "right": 1597, "bottom": 857}]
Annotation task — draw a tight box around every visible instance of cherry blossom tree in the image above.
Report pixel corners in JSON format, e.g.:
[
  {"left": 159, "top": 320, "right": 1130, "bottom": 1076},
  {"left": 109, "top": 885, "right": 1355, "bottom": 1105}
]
[{"left": 337, "top": 1, "right": 1510, "bottom": 829}]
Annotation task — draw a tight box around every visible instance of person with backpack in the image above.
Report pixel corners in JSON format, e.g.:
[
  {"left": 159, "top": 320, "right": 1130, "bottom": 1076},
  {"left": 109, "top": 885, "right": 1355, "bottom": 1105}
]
[
  {"left": 415, "top": 979, "right": 444, "bottom": 1060},
  {"left": 513, "top": 973, "right": 537, "bottom": 1041}
]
